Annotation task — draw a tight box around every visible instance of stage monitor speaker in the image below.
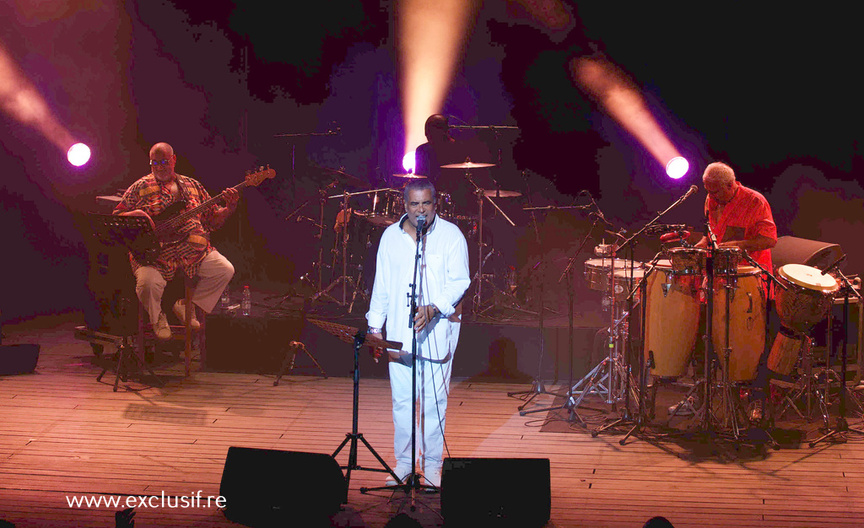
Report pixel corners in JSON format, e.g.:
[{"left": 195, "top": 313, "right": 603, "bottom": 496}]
[
  {"left": 219, "top": 447, "right": 346, "bottom": 527},
  {"left": 441, "top": 457, "right": 551, "bottom": 528},
  {"left": 772, "top": 236, "right": 843, "bottom": 272},
  {"left": 205, "top": 311, "right": 305, "bottom": 373},
  {"left": 0, "top": 344, "right": 40, "bottom": 375}
]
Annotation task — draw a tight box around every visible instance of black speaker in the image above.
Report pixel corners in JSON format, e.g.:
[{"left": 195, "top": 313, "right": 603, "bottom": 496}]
[
  {"left": 219, "top": 447, "right": 346, "bottom": 527},
  {"left": 441, "top": 457, "right": 551, "bottom": 528},
  {"left": 205, "top": 311, "right": 305, "bottom": 373},
  {"left": 0, "top": 344, "right": 40, "bottom": 375},
  {"left": 772, "top": 235, "right": 843, "bottom": 272}
]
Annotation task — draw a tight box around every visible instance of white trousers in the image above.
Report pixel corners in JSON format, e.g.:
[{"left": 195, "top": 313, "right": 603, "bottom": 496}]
[
  {"left": 134, "top": 250, "right": 234, "bottom": 325},
  {"left": 389, "top": 352, "right": 454, "bottom": 475}
]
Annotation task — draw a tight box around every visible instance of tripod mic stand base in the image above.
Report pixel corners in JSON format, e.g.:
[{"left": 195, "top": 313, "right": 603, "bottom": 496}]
[{"left": 508, "top": 378, "right": 566, "bottom": 411}]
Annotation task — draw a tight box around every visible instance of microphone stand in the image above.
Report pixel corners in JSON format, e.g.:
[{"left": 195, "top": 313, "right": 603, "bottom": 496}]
[
  {"left": 507, "top": 188, "right": 568, "bottom": 409},
  {"left": 366, "top": 217, "right": 439, "bottom": 505},
  {"left": 809, "top": 268, "right": 864, "bottom": 447},
  {"left": 591, "top": 187, "right": 697, "bottom": 442},
  {"left": 517, "top": 215, "right": 601, "bottom": 424}
]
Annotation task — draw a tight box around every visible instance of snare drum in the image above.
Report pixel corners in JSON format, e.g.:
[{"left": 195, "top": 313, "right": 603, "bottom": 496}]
[
  {"left": 612, "top": 267, "right": 644, "bottom": 301},
  {"left": 644, "top": 260, "right": 701, "bottom": 378},
  {"left": 668, "top": 247, "right": 706, "bottom": 276},
  {"left": 712, "top": 266, "right": 766, "bottom": 382},
  {"left": 583, "top": 259, "right": 643, "bottom": 292},
  {"left": 774, "top": 264, "right": 839, "bottom": 334}
]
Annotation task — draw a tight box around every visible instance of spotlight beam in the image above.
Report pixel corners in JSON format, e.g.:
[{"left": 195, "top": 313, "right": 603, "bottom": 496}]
[
  {"left": 571, "top": 56, "right": 682, "bottom": 171},
  {"left": 0, "top": 40, "right": 76, "bottom": 154},
  {"left": 398, "top": 0, "right": 478, "bottom": 158},
  {"left": 508, "top": 0, "right": 686, "bottom": 176}
]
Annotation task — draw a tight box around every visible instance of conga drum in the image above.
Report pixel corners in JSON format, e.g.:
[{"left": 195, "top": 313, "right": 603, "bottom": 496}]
[
  {"left": 712, "top": 266, "right": 767, "bottom": 382},
  {"left": 644, "top": 260, "right": 701, "bottom": 378}
]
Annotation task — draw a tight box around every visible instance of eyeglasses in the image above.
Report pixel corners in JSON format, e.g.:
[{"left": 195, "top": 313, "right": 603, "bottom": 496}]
[{"left": 150, "top": 159, "right": 171, "bottom": 167}]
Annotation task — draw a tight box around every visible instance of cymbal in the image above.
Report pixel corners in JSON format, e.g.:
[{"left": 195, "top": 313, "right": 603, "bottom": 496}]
[
  {"left": 482, "top": 189, "right": 521, "bottom": 198},
  {"left": 440, "top": 161, "right": 496, "bottom": 169},
  {"left": 392, "top": 173, "right": 427, "bottom": 179},
  {"left": 314, "top": 167, "right": 366, "bottom": 188}
]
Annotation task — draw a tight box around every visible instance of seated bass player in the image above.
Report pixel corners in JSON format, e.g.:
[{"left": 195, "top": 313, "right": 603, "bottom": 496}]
[{"left": 113, "top": 142, "right": 238, "bottom": 340}]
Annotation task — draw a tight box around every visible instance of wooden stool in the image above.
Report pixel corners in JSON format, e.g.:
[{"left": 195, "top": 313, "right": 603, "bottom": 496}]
[{"left": 137, "top": 277, "right": 207, "bottom": 376}]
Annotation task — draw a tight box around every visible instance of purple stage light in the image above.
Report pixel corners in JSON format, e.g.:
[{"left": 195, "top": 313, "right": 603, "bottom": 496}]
[
  {"left": 402, "top": 151, "right": 416, "bottom": 173},
  {"left": 665, "top": 156, "right": 689, "bottom": 179},
  {"left": 67, "top": 143, "right": 91, "bottom": 166}
]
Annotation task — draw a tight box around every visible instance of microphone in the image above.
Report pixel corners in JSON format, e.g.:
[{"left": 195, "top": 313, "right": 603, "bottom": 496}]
[
  {"left": 416, "top": 214, "right": 426, "bottom": 235},
  {"left": 682, "top": 184, "right": 698, "bottom": 201},
  {"left": 821, "top": 254, "right": 846, "bottom": 276}
]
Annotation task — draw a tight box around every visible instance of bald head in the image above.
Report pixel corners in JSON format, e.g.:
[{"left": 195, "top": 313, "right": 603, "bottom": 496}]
[
  {"left": 702, "top": 162, "right": 736, "bottom": 186},
  {"left": 150, "top": 142, "right": 174, "bottom": 158},
  {"left": 149, "top": 142, "right": 177, "bottom": 182}
]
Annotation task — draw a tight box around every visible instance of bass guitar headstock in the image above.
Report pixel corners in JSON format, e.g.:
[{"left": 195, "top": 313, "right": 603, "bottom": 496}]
[{"left": 245, "top": 165, "right": 277, "bottom": 187}]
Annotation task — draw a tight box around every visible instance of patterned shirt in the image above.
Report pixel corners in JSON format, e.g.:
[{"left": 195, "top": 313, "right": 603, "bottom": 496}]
[
  {"left": 113, "top": 173, "right": 217, "bottom": 281},
  {"left": 705, "top": 184, "right": 777, "bottom": 271}
]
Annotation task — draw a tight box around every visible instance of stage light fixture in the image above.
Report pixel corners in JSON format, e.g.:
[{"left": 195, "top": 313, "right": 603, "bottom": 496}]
[
  {"left": 665, "top": 156, "right": 689, "bottom": 179},
  {"left": 402, "top": 151, "right": 416, "bottom": 173},
  {"left": 67, "top": 142, "right": 91, "bottom": 167}
]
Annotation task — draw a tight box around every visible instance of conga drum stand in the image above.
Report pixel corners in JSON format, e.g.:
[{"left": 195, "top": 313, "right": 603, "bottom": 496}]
[{"left": 810, "top": 270, "right": 864, "bottom": 447}]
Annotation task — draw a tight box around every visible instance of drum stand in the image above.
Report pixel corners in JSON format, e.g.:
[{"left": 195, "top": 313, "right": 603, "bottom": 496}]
[
  {"left": 460, "top": 170, "right": 527, "bottom": 318},
  {"left": 775, "top": 334, "right": 829, "bottom": 422},
  {"left": 309, "top": 191, "right": 367, "bottom": 310},
  {"left": 810, "top": 272, "right": 864, "bottom": 447}
]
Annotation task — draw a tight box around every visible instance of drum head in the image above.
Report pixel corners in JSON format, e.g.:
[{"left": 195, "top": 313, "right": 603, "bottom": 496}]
[
  {"left": 778, "top": 264, "right": 839, "bottom": 293},
  {"left": 654, "top": 259, "right": 673, "bottom": 270}
]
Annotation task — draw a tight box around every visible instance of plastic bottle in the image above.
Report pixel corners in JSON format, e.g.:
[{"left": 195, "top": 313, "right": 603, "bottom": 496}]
[
  {"left": 241, "top": 285, "right": 251, "bottom": 316},
  {"left": 220, "top": 287, "right": 230, "bottom": 310}
]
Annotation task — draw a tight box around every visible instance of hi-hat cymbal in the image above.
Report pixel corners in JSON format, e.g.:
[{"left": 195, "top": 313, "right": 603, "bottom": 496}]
[
  {"left": 440, "top": 161, "right": 496, "bottom": 169},
  {"left": 482, "top": 189, "right": 521, "bottom": 198},
  {"left": 392, "top": 173, "right": 428, "bottom": 179}
]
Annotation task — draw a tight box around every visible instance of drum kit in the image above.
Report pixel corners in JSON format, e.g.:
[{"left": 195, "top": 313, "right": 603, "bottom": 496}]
[
  {"left": 575, "top": 230, "right": 861, "bottom": 444},
  {"left": 295, "top": 160, "right": 529, "bottom": 315}
]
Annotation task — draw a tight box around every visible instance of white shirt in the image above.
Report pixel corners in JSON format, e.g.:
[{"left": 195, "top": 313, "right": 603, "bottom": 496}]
[{"left": 366, "top": 214, "right": 470, "bottom": 361}]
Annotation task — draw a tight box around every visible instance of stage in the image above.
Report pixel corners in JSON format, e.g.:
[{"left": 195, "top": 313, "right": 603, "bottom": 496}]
[{"left": 1, "top": 312, "right": 864, "bottom": 527}]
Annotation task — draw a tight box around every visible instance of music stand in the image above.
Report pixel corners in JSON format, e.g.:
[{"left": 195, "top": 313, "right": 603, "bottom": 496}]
[
  {"left": 309, "top": 318, "right": 404, "bottom": 488},
  {"left": 81, "top": 213, "right": 161, "bottom": 390}
]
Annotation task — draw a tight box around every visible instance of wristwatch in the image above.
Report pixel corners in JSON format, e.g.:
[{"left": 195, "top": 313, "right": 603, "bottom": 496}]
[{"left": 367, "top": 326, "right": 382, "bottom": 334}]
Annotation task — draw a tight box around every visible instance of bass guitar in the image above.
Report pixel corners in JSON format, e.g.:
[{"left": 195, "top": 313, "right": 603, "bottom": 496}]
[{"left": 130, "top": 166, "right": 276, "bottom": 264}]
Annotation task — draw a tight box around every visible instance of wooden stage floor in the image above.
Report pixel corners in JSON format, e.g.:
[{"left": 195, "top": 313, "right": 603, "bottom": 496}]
[{"left": 2, "top": 314, "right": 864, "bottom": 527}]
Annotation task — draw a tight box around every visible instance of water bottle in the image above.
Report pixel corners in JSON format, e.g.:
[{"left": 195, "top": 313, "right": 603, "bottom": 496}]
[
  {"left": 241, "top": 285, "right": 251, "bottom": 316},
  {"left": 220, "top": 287, "right": 230, "bottom": 310}
]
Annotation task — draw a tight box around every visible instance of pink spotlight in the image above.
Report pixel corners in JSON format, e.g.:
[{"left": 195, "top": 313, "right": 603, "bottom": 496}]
[
  {"left": 665, "top": 156, "right": 689, "bottom": 179},
  {"left": 67, "top": 143, "right": 91, "bottom": 167},
  {"left": 402, "top": 151, "right": 416, "bottom": 173}
]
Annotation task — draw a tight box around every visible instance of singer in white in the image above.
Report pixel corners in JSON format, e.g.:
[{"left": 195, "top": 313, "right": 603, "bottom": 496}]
[{"left": 366, "top": 179, "right": 470, "bottom": 488}]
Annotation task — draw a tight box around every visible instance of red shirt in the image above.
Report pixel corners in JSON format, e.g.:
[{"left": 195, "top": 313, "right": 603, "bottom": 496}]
[{"left": 705, "top": 184, "right": 777, "bottom": 271}]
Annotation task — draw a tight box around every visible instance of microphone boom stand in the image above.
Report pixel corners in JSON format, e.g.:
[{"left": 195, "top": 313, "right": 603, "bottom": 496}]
[{"left": 592, "top": 186, "right": 700, "bottom": 442}]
